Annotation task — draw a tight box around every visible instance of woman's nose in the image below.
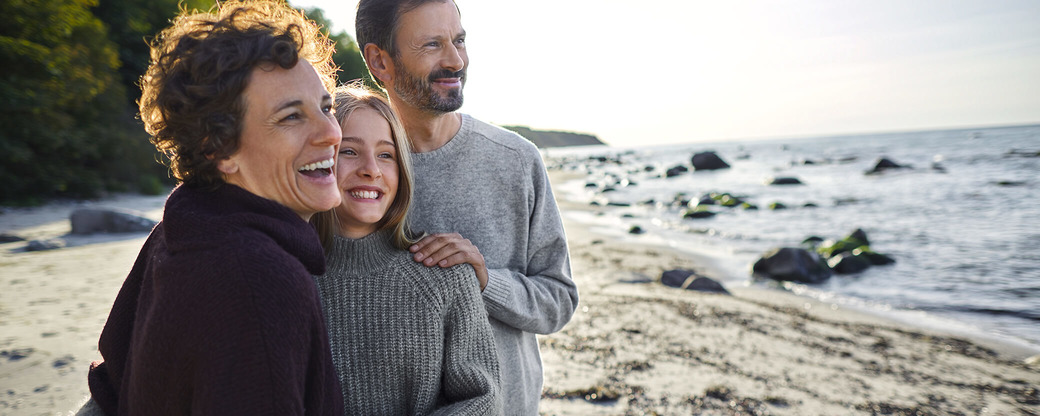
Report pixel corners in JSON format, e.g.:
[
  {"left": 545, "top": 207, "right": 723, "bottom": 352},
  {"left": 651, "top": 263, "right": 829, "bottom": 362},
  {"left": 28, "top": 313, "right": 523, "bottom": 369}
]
[{"left": 314, "top": 113, "right": 342, "bottom": 147}]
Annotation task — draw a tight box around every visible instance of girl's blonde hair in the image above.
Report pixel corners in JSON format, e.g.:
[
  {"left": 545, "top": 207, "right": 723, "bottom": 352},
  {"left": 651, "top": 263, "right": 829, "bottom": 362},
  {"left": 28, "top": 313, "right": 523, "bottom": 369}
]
[{"left": 311, "top": 82, "right": 420, "bottom": 251}]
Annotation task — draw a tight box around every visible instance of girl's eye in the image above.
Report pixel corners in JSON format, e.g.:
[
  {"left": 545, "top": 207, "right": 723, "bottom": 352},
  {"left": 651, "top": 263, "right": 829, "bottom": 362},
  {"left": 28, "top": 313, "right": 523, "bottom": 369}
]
[
  {"left": 339, "top": 148, "right": 356, "bottom": 156},
  {"left": 379, "top": 152, "right": 395, "bottom": 159},
  {"left": 323, "top": 105, "right": 334, "bottom": 114}
]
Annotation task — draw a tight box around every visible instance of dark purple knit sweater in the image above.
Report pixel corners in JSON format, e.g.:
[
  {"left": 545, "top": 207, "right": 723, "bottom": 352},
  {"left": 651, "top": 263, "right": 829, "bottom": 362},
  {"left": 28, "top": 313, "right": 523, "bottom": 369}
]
[{"left": 88, "top": 184, "right": 344, "bottom": 415}]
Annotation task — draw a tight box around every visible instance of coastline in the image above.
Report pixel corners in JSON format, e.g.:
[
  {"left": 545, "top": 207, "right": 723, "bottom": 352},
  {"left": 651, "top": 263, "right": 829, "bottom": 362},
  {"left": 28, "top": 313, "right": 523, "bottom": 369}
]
[
  {"left": 539, "top": 170, "right": 1040, "bottom": 415},
  {"left": 0, "top": 175, "right": 1037, "bottom": 414}
]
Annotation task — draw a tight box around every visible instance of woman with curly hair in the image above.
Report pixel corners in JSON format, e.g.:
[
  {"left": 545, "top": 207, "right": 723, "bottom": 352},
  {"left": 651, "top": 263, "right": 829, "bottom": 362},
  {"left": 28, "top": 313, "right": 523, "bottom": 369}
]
[{"left": 81, "top": 1, "right": 345, "bottom": 414}]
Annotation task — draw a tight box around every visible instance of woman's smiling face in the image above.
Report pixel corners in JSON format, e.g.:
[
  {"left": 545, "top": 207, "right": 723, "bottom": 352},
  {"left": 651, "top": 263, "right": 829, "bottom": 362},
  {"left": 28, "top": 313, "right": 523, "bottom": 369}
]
[
  {"left": 218, "top": 60, "right": 342, "bottom": 220},
  {"left": 333, "top": 107, "right": 399, "bottom": 239}
]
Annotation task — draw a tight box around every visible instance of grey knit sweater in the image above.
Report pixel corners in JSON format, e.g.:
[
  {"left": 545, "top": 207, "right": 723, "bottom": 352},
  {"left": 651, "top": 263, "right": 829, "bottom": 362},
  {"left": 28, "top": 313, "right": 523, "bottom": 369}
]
[
  {"left": 313, "top": 229, "right": 502, "bottom": 415},
  {"left": 408, "top": 114, "right": 579, "bottom": 415}
]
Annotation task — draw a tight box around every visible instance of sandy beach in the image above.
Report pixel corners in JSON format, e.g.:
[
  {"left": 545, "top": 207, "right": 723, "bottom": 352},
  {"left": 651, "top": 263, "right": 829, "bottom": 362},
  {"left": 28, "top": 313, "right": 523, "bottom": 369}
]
[{"left": 1, "top": 173, "right": 1038, "bottom": 415}]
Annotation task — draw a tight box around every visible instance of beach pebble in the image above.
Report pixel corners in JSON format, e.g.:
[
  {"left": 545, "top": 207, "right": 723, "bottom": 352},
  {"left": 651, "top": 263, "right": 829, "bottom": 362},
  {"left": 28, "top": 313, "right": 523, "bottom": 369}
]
[{"left": 1, "top": 348, "right": 34, "bottom": 361}]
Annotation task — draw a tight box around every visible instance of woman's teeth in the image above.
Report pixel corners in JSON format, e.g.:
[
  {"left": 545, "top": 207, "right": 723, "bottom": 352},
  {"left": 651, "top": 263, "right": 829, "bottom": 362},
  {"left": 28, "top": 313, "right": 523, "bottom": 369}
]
[{"left": 299, "top": 158, "right": 334, "bottom": 172}]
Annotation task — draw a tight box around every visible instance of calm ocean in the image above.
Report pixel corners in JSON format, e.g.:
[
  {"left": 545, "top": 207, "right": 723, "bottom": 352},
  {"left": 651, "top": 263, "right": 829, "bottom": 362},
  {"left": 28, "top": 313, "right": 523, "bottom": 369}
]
[{"left": 545, "top": 124, "right": 1040, "bottom": 351}]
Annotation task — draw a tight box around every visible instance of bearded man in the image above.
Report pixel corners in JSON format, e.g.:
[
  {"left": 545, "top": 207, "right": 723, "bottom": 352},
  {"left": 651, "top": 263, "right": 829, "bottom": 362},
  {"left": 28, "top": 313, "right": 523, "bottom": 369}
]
[{"left": 355, "top": 1, "right": 578, "bottom": 414}]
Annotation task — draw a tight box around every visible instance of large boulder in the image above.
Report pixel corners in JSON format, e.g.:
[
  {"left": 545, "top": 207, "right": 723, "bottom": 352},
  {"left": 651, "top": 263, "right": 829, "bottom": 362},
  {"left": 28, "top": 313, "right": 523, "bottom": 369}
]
[
  {"left": 828, "top": 252, "right": 872, "bottom": 274},
  {"left": 752, "top": 247, "right": 833, "bottom": 284},
  {"left": 691, "top": 151, "right": 731, "bottom": 171},
  {"left": 70, "top": 208, "right": 157, "bottom": 235}
]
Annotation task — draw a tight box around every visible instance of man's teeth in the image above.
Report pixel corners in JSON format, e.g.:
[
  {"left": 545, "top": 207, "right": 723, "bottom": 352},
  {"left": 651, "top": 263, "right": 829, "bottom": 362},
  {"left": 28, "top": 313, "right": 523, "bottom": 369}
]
[
  {"left": 299, "top": 158, "right": 334, "bottom": 172},
  {"left": 351, "top": 190, "right": 379, "bottom": 199}
]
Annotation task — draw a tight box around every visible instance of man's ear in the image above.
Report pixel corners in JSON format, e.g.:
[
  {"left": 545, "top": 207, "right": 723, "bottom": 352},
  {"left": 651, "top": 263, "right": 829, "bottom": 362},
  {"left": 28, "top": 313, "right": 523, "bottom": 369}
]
[{"left": 363, "top": 43, "right": 394, "bottom": 85}]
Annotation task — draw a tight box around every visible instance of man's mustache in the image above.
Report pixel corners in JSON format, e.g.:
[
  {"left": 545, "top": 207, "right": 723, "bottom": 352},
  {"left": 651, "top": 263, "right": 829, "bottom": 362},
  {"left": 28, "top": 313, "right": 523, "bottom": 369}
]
[{"left": 428, "top": 69, "right": 465, "bottom": 81}]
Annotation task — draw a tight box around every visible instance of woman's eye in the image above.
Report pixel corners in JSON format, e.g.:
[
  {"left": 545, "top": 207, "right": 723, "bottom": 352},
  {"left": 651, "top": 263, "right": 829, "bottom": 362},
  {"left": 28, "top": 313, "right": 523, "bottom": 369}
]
[{"left": 323, "top": 105, "right": 334, "bottom": 114}]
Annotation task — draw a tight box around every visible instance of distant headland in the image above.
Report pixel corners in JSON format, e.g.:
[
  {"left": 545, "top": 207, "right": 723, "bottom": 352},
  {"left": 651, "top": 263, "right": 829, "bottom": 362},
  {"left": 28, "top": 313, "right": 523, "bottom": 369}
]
[{"left": 500, "top": 125, "right": 606, "bottom": 148}]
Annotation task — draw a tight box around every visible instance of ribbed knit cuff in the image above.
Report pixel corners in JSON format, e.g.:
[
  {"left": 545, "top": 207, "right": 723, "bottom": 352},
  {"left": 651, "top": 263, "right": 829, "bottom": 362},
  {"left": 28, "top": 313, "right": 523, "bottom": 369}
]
[{"left": 481, "top": 268, "right": 513, "bottom": 312}]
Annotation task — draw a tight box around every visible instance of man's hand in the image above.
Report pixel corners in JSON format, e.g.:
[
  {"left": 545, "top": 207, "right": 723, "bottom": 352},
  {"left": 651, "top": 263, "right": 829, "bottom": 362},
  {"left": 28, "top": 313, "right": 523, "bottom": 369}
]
[{"left": 410, "top": 233, "right": 489, "bottom": 291}]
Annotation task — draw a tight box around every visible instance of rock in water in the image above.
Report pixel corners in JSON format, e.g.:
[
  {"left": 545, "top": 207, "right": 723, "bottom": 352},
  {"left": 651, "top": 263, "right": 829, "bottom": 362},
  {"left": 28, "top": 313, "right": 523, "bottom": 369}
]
[
  {"left": 690, "top": 151, "right": 731, "bottom": 171},
  {"left": 70, "top": 208, "right": 157, "bottom": 234},
  {"left": 866, "top": 157, "right": 910, "bottom": 174},
  {"left": 752, "top": 247, "right": 833, "bottom": 284},
  {"left": 767, "top": 177, "right": 803, "bottom": 185},
  {"left": 828, "top": 252, "right": 872, "bottom": 274}
]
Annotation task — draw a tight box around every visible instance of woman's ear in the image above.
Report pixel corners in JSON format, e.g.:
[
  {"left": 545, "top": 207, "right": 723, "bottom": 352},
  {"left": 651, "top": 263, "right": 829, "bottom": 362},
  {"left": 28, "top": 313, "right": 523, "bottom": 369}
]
[
  {"left": 216, "top": 157, "right": 238, "bottom": 175},
  {"left": 363, "top": 43, "right": 394, "bottom": 85}
]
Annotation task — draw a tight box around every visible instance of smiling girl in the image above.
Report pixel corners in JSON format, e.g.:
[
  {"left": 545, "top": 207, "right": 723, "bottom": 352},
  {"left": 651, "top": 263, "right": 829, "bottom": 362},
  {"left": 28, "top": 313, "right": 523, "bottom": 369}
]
[{"left": 310, "top": 84, "right": 502, "bottom": 415}]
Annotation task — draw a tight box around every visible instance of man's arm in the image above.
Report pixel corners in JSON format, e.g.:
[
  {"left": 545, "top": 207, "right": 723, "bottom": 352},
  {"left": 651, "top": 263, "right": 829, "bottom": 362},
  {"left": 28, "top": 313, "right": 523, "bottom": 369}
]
[{"left": 410, "top": 153, "right": 578, "bottom": 334}]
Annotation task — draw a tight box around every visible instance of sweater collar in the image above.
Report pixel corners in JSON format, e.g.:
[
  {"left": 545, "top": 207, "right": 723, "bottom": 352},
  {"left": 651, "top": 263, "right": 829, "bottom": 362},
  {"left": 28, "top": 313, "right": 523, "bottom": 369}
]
[
  {"left": 409, "top": 113, "right": 473, "bottom": 162},
  {"left": 325, "top": 228, "right": 399, "bottom": 275},
  {"left": 162, "top": 183, "right": 326, "bottom": 275}
]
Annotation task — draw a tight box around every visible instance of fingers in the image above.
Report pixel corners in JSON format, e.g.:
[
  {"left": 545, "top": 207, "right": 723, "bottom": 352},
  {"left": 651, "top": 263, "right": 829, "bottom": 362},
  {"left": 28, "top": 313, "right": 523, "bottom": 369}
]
[
  {"left": 410, "top": 233, "right": 481, "bottom": 266},
  {"left": 409, "top": 232, "right": 490, "bottom": 291}
]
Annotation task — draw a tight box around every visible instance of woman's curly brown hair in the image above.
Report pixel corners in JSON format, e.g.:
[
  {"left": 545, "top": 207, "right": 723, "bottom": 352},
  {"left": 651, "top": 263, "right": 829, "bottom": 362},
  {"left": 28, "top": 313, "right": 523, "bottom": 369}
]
[{"left": 139, "top": 0, "right": 337, "bottom": 188}]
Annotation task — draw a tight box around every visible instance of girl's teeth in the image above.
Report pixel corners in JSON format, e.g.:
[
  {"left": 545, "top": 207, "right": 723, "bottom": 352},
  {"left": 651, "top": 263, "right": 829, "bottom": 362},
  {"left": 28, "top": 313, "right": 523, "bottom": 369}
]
[{"left": 351, "top": 191, "right": 378, "bottom": 199}]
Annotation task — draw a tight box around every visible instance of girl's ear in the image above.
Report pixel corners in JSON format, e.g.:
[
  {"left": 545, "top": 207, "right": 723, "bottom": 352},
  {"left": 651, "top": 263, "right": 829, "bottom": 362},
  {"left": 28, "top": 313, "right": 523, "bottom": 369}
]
[{"left": 364, "top": 43, "right": 394, "bottom": 85}]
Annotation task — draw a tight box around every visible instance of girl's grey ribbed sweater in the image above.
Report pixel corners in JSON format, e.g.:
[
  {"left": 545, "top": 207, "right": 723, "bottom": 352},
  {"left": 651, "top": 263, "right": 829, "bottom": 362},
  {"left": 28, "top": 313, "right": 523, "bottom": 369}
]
[{"left": 313, "top": 229, "right": 502, "bottom": 415}]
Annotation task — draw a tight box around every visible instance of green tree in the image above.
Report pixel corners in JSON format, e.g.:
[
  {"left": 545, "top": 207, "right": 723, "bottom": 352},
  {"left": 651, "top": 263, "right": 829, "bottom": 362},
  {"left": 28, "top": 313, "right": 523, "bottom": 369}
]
[
  {"left": 90, "top": 0, "right": 214, "bottom": 106},
  {"left": 0, "top": 0, "right": 128, "bottom": 203},
  {"left": 300, "top": 6, "right": 374, "bottom": 88}
]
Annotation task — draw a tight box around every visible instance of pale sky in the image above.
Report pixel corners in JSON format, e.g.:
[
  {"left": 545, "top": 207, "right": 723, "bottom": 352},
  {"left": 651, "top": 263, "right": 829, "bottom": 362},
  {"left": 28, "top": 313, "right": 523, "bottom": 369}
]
[{"left": 291, "top": 0, "right": 1040, "bottom": 147}]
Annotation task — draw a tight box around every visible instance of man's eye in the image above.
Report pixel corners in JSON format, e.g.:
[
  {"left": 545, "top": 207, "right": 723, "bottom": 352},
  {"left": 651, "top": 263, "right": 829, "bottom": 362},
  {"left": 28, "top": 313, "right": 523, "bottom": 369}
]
[{"left": 282, "top": 113, "right": 301, "bottom": 122}]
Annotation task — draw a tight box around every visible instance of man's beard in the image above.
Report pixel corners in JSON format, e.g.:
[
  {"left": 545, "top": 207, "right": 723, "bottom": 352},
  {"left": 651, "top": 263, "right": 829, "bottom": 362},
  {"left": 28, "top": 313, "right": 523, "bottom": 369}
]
[{"left": 392, "top": 61, "right": 465, "bottom": 114}]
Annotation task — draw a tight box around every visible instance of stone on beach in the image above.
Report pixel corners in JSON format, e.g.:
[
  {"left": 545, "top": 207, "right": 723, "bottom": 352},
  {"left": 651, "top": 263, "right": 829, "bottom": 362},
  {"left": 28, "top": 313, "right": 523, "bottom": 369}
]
[
  {"left": 26, "top": 239, "right": 66, "bottom": 252},
  {"left": 70, "top": 208, "right": 157, "bottom": 234},
  {"left": 660, "top": 269, "right": 730, "bottom": 294}
]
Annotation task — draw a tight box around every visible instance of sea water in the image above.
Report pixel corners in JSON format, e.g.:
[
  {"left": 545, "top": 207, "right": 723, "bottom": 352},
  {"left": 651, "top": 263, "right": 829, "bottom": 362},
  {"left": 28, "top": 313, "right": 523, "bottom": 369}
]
[{"left": 544, "top": 124, "right": 1040, "bottom": 351}]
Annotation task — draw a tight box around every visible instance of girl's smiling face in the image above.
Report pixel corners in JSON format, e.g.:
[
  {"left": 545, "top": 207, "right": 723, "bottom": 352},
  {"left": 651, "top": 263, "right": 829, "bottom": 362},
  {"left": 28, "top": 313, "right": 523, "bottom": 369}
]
[{"left": 333, "top": 107, "right": 399, "bottom": 239}]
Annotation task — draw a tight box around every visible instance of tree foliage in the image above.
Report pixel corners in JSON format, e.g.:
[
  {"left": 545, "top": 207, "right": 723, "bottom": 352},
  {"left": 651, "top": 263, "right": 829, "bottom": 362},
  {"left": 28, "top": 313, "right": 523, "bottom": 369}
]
[
  {"left": 300, "top": 6, "right": 374, "bottom": 88},
  {"left": 1, "top": 0, "right": 129, "bottom": 203},
  {"left": 0, "top": 0, "right": 370, "bottom": 205}
]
